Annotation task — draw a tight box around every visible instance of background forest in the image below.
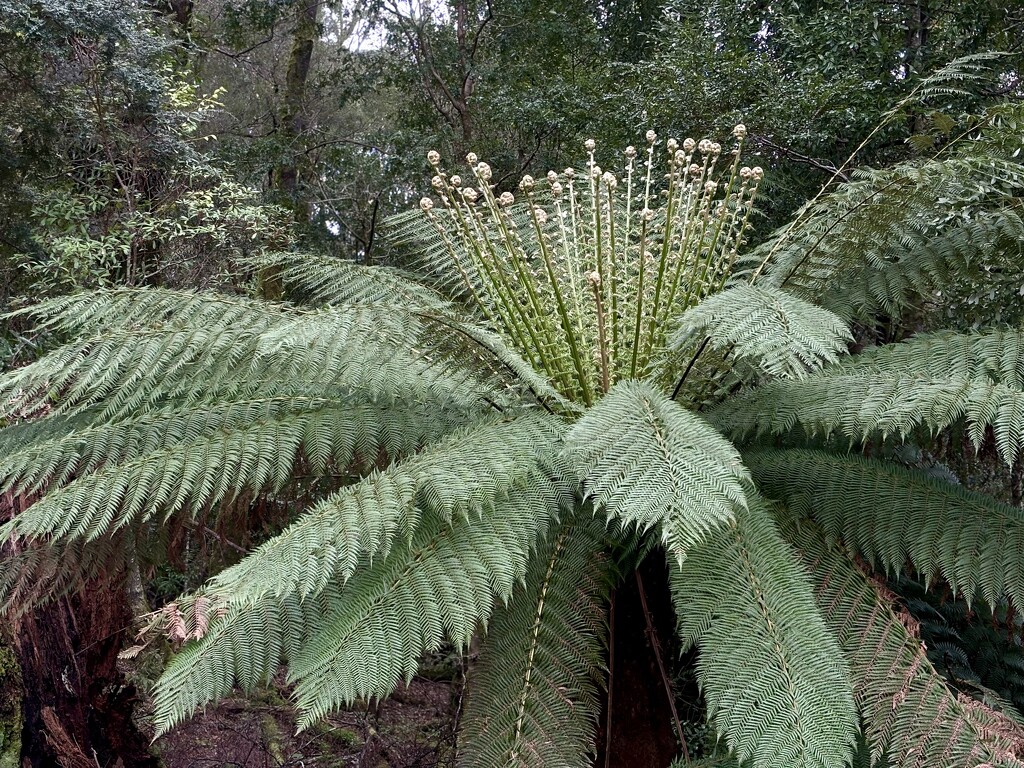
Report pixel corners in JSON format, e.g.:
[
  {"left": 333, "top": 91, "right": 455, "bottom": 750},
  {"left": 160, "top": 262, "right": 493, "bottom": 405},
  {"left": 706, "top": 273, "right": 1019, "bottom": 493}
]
[{"left": 1, "top": 1, "right": 1024, "bottom": 768}]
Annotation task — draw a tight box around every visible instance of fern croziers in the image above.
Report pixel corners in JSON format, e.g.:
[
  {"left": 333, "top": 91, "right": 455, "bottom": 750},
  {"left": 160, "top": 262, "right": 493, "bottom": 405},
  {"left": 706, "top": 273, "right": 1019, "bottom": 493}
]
[
  {"left": 4, "top": 97, "right": 1024, "bottom": 768},
  {"left": 391, "top": 128, "right": 762, "bottom": 404}
]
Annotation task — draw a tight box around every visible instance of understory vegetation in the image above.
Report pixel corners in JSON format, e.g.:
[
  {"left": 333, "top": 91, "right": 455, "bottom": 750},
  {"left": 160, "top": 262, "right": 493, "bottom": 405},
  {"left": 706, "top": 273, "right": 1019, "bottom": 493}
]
[{"left": 1, "top": 2, "right": 1023, "bottom": 767}]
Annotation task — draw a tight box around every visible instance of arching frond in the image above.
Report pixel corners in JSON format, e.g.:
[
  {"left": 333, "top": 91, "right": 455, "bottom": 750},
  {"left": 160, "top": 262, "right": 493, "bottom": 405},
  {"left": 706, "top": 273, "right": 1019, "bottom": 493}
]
[
  {"left": 741, "top": 153, "right": 1024, "bottom": 324},
  {"left": 711, "top": 329, "right": 1024, "bottom": 464},
  {"left": 458, "top": 517, "right": 611, "bottom": 768},
  {"left": 672, "top": 284, "right": 853, "bottom": 379},
  {"left": 284, "top": 449, "right": 563, "bottom": 731},
  {"left": 151, "top": 419, "right": 566, "bottom": 734},
  {"left": 0, "top": 394, "right": 475, "bottom": 498},
  {"left": 671, "top": 500, "right": 857, "bottom": 768},
  {"left": 1, "top": 396, "right": 475, "bottom": 543},
  {"left": 785, "top": 516, "right": 1024, "bottom": 768},
  {"left": 748, "top": 448, "right": 1024, "bottom": 606},
  {"left": 562, "top": 380, "right": 749, "bottom": 563},
  {"left": 202, "top": 413, "right": 565, "bottom": 605},
  {"left": 0, "top": 289, "right": 563, "bottom": 421},
  {"left": 242, "top": 251, "right": 450, "bottom": 309}
]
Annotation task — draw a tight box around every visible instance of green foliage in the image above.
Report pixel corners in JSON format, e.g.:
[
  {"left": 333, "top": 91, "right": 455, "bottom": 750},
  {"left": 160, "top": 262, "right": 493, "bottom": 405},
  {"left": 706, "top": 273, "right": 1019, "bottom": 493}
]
[
  {"left": 563, "top": 380, "right": 749, "bottom": 563},
  {"left": 153, "top": 438, "right": 563, "bottom": 732},
  {"left": 671, "top": 500, "right": 857, "bottom": 768},
  {"left": 6, "top": 86, "right": 1024, "bottom": 768},
  {"left": 745, "top": 151, "right": 1024, "bottom": 327},
  {"left": 197, "top": 413, "right": 565, "bottom": 606},
  {"left": 672, "top": 284, "right": 853, "bottom": 379},
  {"left": 785, "top": 517, "right": 1024, "bottom": 768},
  {"left": 393, "top": 131, "right": 760, "bottom": 403},
  {"left": 712, "top": 328, "right": 1024, "bottom": 465},
  {"left": 749, "top": 448, "right": 1024, "bottom": 606},
  {"left": 459, "top": 517, "right": 611, "bottom": 768}
]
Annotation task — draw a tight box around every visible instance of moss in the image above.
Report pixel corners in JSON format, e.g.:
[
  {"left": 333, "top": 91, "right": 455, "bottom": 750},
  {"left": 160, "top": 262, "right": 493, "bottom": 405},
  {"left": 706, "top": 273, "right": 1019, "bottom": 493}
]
[
  {"left": 0, "top": 638, "right": 21, "bottom": 768},
  {"left": 311, "top": 722, "right": 360, "bottom": 748},
  {"left": 260, "top": 714, "right": 286, "bottom": 765}
]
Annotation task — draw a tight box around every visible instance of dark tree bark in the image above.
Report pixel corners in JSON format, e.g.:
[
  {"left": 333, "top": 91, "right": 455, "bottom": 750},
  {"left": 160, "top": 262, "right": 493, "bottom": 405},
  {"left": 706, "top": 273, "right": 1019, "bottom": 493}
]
[
  {"left": 262, "top": 0, "right": 320, "bottom": 299},
  {"left": 12, "top": 572, "right": 158, "bottom": 768},
  {"left": 595, "top": 554, "right": 680, "bottom": 768},
  {"left": 272, "top": 0, "right": 320, "bottom": 205},
  {"left": 2, "top": 492, "right": 156, "bottom": 768}
]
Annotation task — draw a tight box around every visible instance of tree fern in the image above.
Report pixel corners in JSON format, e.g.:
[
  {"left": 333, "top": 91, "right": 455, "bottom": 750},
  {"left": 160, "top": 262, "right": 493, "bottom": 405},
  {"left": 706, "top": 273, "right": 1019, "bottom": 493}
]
[
  {"left": 562, "top": 380, "right": 749, "bottom": 563},
  {"left": 7, "top": 116, "right": 1024, "bottom": 768},
  {"left": 670, "top": 499, "right": 857, "bottom": 768},
  {"left": 459, "top": 516, "right": 611, "bottom": 768},
  {"left": 748, "top": 448, "right": 1024, "bottom": 606}
]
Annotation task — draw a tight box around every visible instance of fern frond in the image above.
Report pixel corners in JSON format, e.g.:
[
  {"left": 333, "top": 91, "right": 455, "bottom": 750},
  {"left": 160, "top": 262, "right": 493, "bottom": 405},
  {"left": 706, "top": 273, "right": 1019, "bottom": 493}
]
[
  {"left": 152, "top": 462, "right": 561, "bottom": 733},
  {"left": 742, "top": 153, "right": 1024, "bottom": 323},
  {"left": 151, "top": 417, "right": 566, "bottom": 733},
  {"left": 9, "top": 287, "right": 286, "bottom": 335},
  {"left": 1, "top": 395, "right": 475, "bottom": 543},
  {"left": 671, "top": 499, "right": 857, "bottom": 768},
  {"left": 0, "top": 394, "right": 476, "bottom": 499},
  {"left": 562, "top": 380, "right": 749, "bottom": 563},
  {"left": 784, "top": 516, "right": 1024, "bottom": 768},
  {"left": 459, "top": 516, "right": 611, "bottom": 768},
  {"left": 0, "top": 289, "right": 562, "bottom": 421},
  {"left": 711, "top": 329, "right": 1024, "bottom": 464},
  {"left": 748, "top": 448, "right": 1024, "bottom": 606},
  {"left": 672, "top": 284, "right": 853, "bottom": 379},
  {"left": 242, "top": 251, "right": 450, "bottom": 309},
  {"left": 202, "top": 413, "right": 565, "bottom": 605}
]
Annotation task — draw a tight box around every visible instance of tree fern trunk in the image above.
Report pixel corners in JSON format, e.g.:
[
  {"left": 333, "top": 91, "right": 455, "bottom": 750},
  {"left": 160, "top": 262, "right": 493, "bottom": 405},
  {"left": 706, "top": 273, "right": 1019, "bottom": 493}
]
[
  {"left": 11, "top": 572, "right": 157, "bottom": 768},
  {"left": 595, "top": 554, "right": 679, "bottom": 768}
]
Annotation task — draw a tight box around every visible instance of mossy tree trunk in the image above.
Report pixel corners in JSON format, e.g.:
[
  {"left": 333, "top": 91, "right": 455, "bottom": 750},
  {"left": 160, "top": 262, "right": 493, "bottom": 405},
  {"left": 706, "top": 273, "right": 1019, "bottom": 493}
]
[
  {"left": 261, "top": 0, "right": 320, "bottom": 300},
  {"left": 2, "top": 492, "right": 157, "bottom": 768},
  {"left": 12, "top": 571, "right": 159, "bottom": 768}
]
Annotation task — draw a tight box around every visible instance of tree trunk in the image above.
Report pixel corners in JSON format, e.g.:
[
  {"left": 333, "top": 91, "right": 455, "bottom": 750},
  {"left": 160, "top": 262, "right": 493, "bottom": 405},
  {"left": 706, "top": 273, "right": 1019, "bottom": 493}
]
[
  {"left": 13, "top": 572, "right": 159, "bottom": 768},
  {"left": 263, "top": 0, "right": 319, "bottom": 300},
  {"left": 0, "top": 631, "right": 20, "bottom": 768},
  {"left": 595, "top": 554, "right": 680, "bottom": 768},
  {"left": 272, "top": 0, "right": 319, "bottom": 206},
  {"left": 1, "top": 491, "right": 156, "bottom": 768}
]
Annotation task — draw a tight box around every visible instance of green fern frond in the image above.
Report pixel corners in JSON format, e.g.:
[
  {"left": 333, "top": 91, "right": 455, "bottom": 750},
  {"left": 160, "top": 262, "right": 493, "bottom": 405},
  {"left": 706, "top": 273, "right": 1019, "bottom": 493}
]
[
  {"left": 0, "top": 394, "right": 475, "bottom": 498},
  {"left": 671, "top": 499, "right": 857, "bottom": 768},
  {"left": 202, "top": 413, "right": 565, "bottom": 606},
  {"left": 9, "top": 287, "right": 287, "bottom": 335},
  {"left": 672, "top": 284, "right": 853, "bottom": 379},
  {"left": 711, "top": 329, "right": 1024, "bottom": 464},
  {"left": 748, "top": 448, "right": 1024, "bottom": 606},
  {"left": 151, "top": 417, "right": 566, "bottom": 734},
  {"left": 742, "top": 153, "right": 1024, "bottom": 323},
  {"left": 562, "top": 380, "right": 749, "bottom": 563},
  {"left": 284, "top": 461, "right": 559, "bottom": 729},
  {"left": 0, "top": 396, "right": 475, "bottom": 543},
  {"left": 458, "top": 516, "right": 611, "bottom": 768},
  {"left": 784, "top": 516, "right": 1024, "bottom": 768},
  {"left": 0, "top": 290, "right": 558, "bottom": 421},
  {"left": 242, "top": 251, "right": 450, "bottom": 309}
]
